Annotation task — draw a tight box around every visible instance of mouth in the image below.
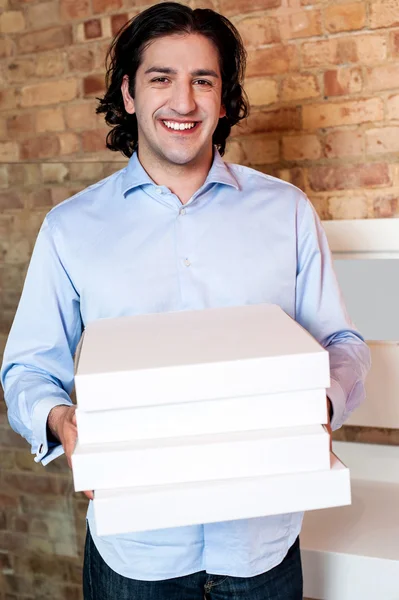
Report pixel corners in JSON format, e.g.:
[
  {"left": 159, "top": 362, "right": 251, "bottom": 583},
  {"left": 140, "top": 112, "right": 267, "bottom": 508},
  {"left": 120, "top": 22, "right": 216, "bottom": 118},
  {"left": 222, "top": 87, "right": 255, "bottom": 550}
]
[{"left": 160, "top": 120, "right": 200, "bottom": 134}]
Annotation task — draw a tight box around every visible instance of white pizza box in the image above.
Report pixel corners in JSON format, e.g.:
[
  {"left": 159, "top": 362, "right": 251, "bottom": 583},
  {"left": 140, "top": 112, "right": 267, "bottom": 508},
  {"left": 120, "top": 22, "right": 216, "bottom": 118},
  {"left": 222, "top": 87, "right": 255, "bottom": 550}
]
[
  {"left": 76, "top": 387, "right": 328, "bottom": 444},
  {"left": 74, "top": 304, "right": 330, "bottom": 412},
  {"left": 92, "top": 453, "right": 349, "bottom": 536},
  {"left": 72, "top": 424, "right": 330, "bottom": 492}
]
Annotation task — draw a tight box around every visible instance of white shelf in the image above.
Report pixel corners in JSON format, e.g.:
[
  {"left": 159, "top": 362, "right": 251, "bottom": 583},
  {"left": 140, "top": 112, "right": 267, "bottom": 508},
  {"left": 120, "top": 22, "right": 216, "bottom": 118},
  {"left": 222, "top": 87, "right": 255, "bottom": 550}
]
[
  {"left": 302, "top": 443, "right": 399, "bottom": 600},
  {"left": 322, "top": 218, "right": 399, "bottom": 259},
  {"left": 93, "top": 453, "right": 350, "bottom": 536},
  {"left": 346, "top": 342, "right": 399, "bottom": 429}
]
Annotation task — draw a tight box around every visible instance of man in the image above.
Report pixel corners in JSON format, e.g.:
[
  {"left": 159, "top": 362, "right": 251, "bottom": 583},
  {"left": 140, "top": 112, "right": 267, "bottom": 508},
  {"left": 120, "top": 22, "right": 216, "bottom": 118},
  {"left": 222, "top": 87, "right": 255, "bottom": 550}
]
[{"left": 1, "top": 3, "right": 370, "bottom": 599}]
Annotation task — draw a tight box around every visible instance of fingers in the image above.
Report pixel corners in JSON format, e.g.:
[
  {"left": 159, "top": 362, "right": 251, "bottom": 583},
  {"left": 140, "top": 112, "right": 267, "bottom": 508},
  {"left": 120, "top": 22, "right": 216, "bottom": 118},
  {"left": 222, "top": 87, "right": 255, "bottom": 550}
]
[{"left": 83, "top": 490, "right": 94, "bottom": 500}]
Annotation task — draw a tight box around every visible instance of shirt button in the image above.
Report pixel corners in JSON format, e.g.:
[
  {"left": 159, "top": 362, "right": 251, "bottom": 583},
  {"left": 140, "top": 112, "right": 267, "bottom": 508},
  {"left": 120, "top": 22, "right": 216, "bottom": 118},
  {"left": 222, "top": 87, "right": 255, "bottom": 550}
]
[
  {"left": 184, "top": 258, "right": 191, "bottom": 267},
  {"left": 180, "top": 208, "right": 186, "bottom": 216},
  {"left": 155, "top": 188, "right": 163, "bottom": 194}
]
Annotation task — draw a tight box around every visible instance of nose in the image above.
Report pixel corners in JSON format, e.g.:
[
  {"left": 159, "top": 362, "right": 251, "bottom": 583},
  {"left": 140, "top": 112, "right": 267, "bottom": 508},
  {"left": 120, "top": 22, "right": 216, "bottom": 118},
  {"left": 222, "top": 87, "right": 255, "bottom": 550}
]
[{"left": 169, "top": 80, "right": 196, "bottom": 116}]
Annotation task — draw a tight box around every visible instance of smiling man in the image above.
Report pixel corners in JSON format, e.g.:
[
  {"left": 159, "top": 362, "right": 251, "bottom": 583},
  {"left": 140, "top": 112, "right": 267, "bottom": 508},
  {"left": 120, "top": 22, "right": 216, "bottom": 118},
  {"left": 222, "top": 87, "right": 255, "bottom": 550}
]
[{"left": 1, "top": 2, "right": 370, "bottom": 599}]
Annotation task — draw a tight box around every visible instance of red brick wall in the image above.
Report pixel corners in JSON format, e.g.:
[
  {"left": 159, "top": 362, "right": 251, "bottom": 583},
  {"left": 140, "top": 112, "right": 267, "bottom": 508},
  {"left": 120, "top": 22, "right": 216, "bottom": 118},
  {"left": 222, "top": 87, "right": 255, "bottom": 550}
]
[{"left": 1, "top": 0, "right": 399, "bottom": 597}]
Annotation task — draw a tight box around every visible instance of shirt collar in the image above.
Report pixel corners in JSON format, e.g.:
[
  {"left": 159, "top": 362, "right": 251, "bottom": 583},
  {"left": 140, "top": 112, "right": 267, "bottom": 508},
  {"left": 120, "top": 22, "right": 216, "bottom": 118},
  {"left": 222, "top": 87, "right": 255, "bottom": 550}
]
[{"left": 122, "top": 147, "right": 239, "bottom": 196}]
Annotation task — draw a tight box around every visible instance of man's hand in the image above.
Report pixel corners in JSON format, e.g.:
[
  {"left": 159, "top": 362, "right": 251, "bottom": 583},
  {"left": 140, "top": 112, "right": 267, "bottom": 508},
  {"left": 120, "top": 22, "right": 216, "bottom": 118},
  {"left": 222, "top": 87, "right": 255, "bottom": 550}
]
[{"left": 48, "top": 405, "right": 94, "bottom": 500}]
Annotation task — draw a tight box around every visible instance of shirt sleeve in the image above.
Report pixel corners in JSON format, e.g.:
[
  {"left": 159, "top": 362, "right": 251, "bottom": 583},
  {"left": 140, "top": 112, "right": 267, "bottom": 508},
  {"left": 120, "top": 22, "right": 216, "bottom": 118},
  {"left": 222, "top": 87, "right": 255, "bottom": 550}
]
[
  {"left": 295, "top": 197, "right": 371, "bottom": 431},
  {"left": 1, "top": 216, "right": 83, "bottom": 465}
]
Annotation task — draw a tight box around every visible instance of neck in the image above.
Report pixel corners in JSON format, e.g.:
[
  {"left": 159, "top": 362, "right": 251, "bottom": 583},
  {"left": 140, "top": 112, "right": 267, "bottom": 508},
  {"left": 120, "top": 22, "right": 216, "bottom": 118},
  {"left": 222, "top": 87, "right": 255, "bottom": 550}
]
[{"left": 137, "top": 149, "right": 213, "bottom": 205}]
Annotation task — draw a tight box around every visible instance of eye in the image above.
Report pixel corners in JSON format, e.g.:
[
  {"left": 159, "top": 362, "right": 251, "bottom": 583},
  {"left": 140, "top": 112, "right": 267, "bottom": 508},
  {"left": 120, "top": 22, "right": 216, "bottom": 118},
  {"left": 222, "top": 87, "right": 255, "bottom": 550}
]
[
  {"left": 151, "top": 77, "right": 170, "bottom": 84},
  {"left": 193, "top": 79, "right": 212, "bottom": 86}
]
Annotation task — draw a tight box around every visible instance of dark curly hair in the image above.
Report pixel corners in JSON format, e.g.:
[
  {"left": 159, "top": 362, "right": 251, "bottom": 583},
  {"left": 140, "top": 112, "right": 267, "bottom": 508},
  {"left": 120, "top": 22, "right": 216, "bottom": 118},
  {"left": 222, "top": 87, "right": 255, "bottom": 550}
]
[{"left": 96, "top": 2, "right": 249, "bottom": 157}]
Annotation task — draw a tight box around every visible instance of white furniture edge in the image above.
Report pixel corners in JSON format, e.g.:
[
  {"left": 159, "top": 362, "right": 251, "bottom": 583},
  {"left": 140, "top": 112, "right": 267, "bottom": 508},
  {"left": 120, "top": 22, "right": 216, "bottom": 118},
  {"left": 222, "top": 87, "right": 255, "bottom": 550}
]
[{"left": 321, "top": 218, "right": 399, "bottom": 259}]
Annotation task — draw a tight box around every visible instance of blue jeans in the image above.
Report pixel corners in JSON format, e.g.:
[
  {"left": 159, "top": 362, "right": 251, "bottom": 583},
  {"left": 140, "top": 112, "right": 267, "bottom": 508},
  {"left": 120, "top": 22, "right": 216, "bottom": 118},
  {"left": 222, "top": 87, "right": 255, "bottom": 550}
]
[{"left": 83, "top": 527, "right": 303, "bottom": 599}]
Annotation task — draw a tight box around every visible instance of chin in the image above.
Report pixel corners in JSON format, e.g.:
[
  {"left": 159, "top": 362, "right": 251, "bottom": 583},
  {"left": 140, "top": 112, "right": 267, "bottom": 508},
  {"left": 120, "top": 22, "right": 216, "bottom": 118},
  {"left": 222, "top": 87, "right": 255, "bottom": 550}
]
[{"left": 162, "top": 151, "right": 200, "bottom": 166}]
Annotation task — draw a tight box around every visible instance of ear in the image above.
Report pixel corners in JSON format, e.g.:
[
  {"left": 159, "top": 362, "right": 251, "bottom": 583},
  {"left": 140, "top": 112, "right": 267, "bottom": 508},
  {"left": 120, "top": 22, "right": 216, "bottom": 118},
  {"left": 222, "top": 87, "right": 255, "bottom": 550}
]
[
  {"left": 121, "top": 75, "right": 135, "bottom": 115},
  {"left": 219, "top": 104, "right": 226, "bottom": 119}
]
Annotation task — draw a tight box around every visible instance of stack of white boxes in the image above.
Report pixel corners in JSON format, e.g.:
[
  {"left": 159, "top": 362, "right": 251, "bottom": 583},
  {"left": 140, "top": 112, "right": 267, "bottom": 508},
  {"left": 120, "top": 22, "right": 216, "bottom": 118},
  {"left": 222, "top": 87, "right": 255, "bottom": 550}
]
[{"left": 71, "top": 304, "right": 351, "bottom": 536}]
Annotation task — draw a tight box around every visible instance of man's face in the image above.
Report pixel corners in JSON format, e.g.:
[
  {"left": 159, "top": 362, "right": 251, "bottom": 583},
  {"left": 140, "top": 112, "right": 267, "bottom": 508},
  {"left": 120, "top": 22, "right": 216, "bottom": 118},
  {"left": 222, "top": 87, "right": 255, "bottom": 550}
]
[{"left": 121, "top": 33, "right": 226, "bottom": 169}]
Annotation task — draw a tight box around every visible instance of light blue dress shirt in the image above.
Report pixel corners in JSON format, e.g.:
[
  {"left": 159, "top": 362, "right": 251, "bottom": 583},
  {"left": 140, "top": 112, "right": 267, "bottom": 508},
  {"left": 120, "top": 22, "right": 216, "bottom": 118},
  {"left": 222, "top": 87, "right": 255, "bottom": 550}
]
[{"left": 1, "top": 149, "right": 370, "bottom": 581}]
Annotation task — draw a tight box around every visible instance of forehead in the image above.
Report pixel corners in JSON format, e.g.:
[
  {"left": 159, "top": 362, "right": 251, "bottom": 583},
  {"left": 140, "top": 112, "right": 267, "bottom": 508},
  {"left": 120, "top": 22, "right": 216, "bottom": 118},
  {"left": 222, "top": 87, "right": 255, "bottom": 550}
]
[{"left": 139, "top": 33, "right": 221, "bottom": 73}]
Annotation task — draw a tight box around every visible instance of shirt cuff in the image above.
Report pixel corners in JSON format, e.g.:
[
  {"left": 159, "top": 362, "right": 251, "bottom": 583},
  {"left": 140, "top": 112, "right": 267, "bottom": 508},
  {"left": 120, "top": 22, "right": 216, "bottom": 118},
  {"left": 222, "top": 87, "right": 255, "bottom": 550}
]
[
  {"left": 326, "top": 377, "right": 346, "bottom": 431},
  {"left": 31, "top": 397, "right": 72, "bottom": 465}
]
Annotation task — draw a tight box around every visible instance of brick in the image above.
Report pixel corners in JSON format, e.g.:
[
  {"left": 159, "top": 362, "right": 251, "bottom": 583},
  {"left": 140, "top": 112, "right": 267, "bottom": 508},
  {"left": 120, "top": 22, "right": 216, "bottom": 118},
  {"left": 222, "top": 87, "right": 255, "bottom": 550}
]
[
  {"left": 281, "top": 73, "right": 319, "bottom": 101},
  {"left": 301, "top": 40, "right": 332, "bottom": 68},
  {"left": 64, "top": 102, "right": 97, "bottom": 129},
  {"left": 92, "top": 0, "right": 122, "bottom": 14},
  {"left": 7, "top": 113, "right": 35, "bottom": 137},
  {"left": 366, "top": 127, "right": 399, "bottom": 155},
  {"left": 373, "top": 195, "right": 399, "bottom": 218},
  {"left": 237, "top": 107, "right": 301, "bottom": 135},
  {"left": 84, "top": 18, "right": 102, "bottom": 40},
  {"left": 0, "top": 142, "right": 18, "bottom": 162},
  {"left": 41, "top": 163, "right": 69, "bottom": 183},
  {"left": 0, "top": 192, "right": 22, "bottom": 209},
  {"left": 0, "top": 37, "right": 14, "bottom": 59},
  {"left": 111, "top": 13, "right": 128, "bottom": 36},
  {"left": 83, "top": 74, "right": 105, "bottom": 97},
  {"left": 17, "top": 26, "right": 73, "bottom": 54},
  {"left": 0, "top": 89, "right": 16, "bottom": 111},
  {"left": 328, "top": 195, "right": 369, "bottom": 220},
  {"left": 238, "top": 16, "right": 280, "bottom": 48},
  {"left": 67, "top": 46, "right": 95, "bottom": 73},
  {"left": 279, "top": 167, "right": 306, "bottom": 191},
  {"left": 387, "top": 94, "right": 399, "bottom": 120},
  {"left": 6, "top": 58, "right": 36, "bottom": 83},
  {"left": 244, "top": 78, "right": 278, "bottom": 107},
  {"left": 25, "top": 1, "right": 59, "bottom": 30},
  {"left": 81, "top": 128, "right": 107, "bottom": 153},
  {"left": 324, "top": 129, "right": 364, "bottom": 158},
  {"left": 68, "top": 162, "right": 103, "bottom": 181},
  {"left": 60, "top": 0, "right": 90, "bottom": 20},
  {"left": 0, "top": 238, "right": 31, "bottom": 263},
  {"left": 35, "top": 52, "right": 65, "bottom": 79},
  {"left": 94, "top": 40, "right": 110, "bottom": 71},
  {"left": 0, "top": 165, "right": 8, "bottom": 187},
  {"left": 20, "top": 79, "right": 78, "bottom": 107},
  {"left": 20, "top": 135, "right": 60, "bottom": 160},
  {"left": 36, "top": 107, "right": 65, "bottom": 133},
  {"left": 50, "top": 186, "right": 79, "bottom": 206},
  {"left": 0, "top": 11, "right": 25, "bottom": 33},
  {"left": 334, "top": 38, "right": 358, "bottom": 64},
  {"left": 219, "top": 0, "right": 281, "bottom": 14},
  {"left": 58, "top": 132, "right": 80, "bottom": 155},
  {"left": 303, "top": 98, "right": 383, "bottom": 130},
  {"left": 324, "top": 67, "right": 362, "bottom": 96},
  {"left": 356, "top": 34, "right": 387, "bottom": 64},
  {"left": 392, "top": 31, "right": 399, "bottom": 56},
  {"left": 28, "top": 188, "right": 53, "bottom": 208},
  {"left": 8, "top": 164, "right": 40, "bottom": 187},
  {"left": 324, "top": 2, "right": 366, "bottom": 33},
  {"left": 367, "top": 64, "right": 399, "bottom": 92},
  {"left": 308, "top": 163, "right": 390, "bottom": 191},
  {"left": 246, "top": 45, "right": 298, "bottom": 77},
  {"left": 0, "top": 117, "right": 6, "bottom": 139},
  {"left": 222, "top": 140, "right": 245, "bottom": 164},
  {"left": 370, "top": 0, "right": 399, "bottom": 29},
  {"left": 284, "top": 9, "right": 322, "bottom": 39},
  {"left": 282, "top": 134, "right": 321, "bottom": 161},
  {"left": 241, "top": 135, "right": 280, "bottom": 165}
]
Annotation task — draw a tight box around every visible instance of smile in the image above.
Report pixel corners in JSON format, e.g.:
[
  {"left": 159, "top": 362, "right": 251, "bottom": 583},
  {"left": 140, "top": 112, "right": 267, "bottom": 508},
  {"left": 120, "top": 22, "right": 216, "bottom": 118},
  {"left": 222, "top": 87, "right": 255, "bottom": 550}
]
[{"left": 161, "top": 120, "right": 198, "bottom": 131}]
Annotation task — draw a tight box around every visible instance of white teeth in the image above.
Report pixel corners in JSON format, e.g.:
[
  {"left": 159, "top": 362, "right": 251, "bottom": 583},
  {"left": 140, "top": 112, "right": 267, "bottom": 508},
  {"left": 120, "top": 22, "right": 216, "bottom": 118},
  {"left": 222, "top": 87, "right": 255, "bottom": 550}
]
[{"left": 163, "top": 121, "right": 196, "bottom": 131}]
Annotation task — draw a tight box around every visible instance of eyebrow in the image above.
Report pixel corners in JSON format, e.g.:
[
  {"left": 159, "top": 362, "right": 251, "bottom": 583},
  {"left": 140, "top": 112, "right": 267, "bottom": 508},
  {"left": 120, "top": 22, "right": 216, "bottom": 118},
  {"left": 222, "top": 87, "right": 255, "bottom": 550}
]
[{"left": 144, "top": 66, "right": 220, "bottom": 78}]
